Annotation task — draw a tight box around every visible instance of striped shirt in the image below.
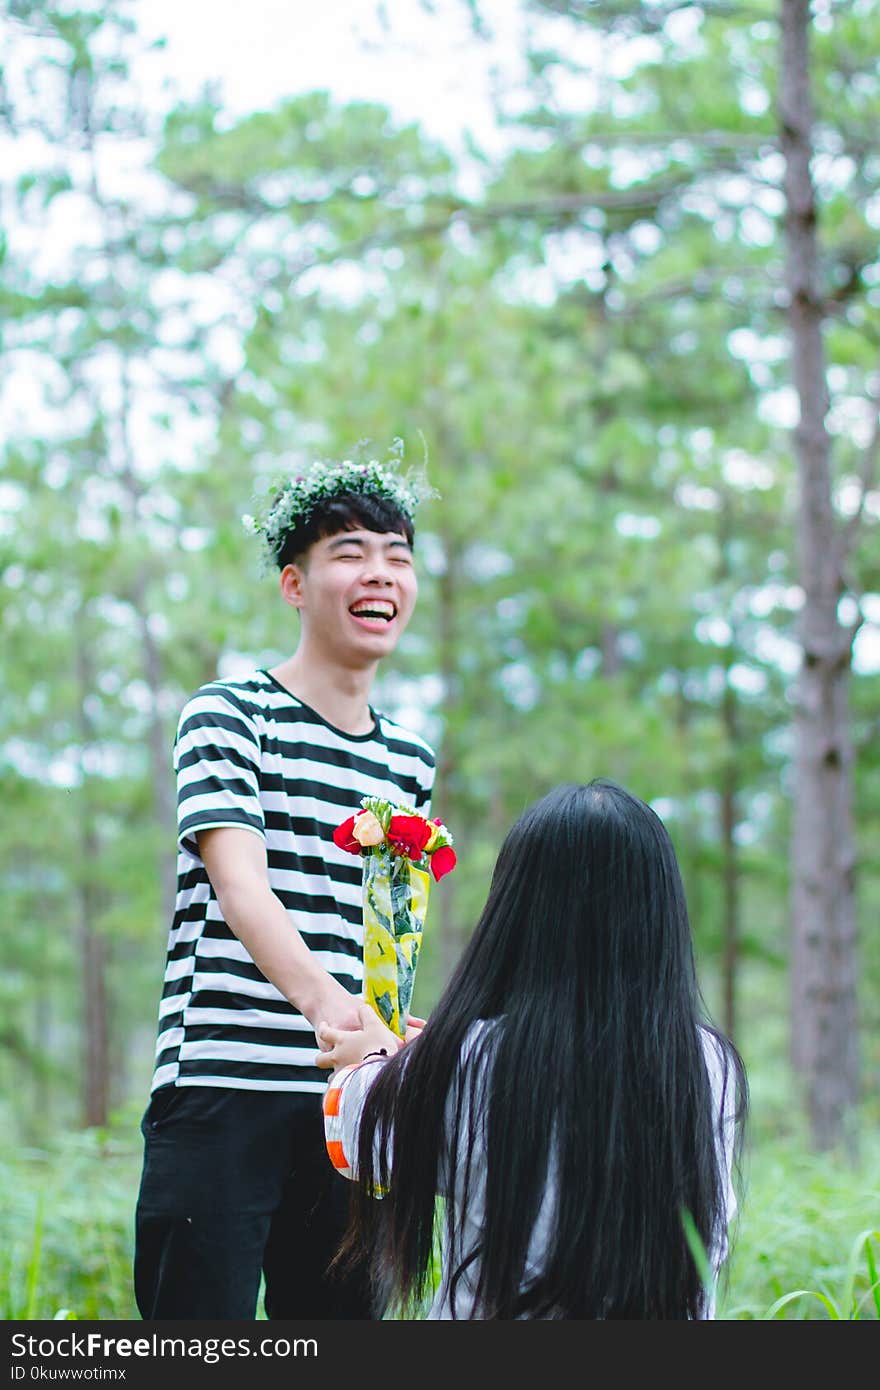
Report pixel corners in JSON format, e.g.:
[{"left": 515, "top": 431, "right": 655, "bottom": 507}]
[{"left": 150, "top": 668, "right": 435, "bottom": 1095}]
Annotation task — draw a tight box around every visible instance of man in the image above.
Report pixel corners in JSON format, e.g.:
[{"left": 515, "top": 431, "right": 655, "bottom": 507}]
[{"left": 134, "top": 453, "right": 437, "bottom": 1320}]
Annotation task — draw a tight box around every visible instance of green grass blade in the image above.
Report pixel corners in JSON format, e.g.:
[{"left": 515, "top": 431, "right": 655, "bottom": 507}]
[
  {"left": 852, "top": 1279, "right": 880, "bottom": 1321},
  {"left": 841, "top": 1227, "right": 880, "bottom": 1318},
  {"left": 24, "top": 1195, "right": 44, "bottom": 1320},
  {"left": 681, "top": 1206, "right": 714, "bottom": 1300},
  {"left": 866, "top": 1235, "right": 880, "bottom": 1320},
  {"left": 763, "top": 1288, "right": 841, "bottom": 1319},
  {"left": 861, "top": 1234, "right": 873, "bottom": 1317}
]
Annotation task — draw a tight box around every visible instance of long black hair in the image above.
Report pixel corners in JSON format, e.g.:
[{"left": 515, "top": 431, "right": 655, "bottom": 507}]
[{"left": 338, "top": 779, "right": 748, "bottom": 1319}]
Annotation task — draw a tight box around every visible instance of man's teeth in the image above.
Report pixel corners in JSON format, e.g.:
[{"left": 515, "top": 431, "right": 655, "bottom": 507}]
[{"left": 351, "top": 603, "right": 395, "bottom": 621}]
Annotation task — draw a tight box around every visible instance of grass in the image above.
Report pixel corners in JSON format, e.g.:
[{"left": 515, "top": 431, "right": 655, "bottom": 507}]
[
  {"left": 0, "top": 1121, "right": 142, "bottom": 1321},
  {"left": 717, "top": 1126, "right": 880, "bottom": 1319},
  {"left": 760, "top": 1227, "right": 879, "bottom": 1320},
  {"left": 1, "top": 1101, "right": 877, "bottom": 1321}
]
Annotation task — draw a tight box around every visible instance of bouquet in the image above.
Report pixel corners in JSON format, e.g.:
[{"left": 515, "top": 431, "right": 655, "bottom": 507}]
[{"left": 333, "top": 797, "right": 456, "bottom": 1038}]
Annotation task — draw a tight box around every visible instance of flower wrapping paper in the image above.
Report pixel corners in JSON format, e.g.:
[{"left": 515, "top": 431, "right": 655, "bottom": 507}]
[
  {"left": 333, "top": 798, "right": 455, "bottom": 1039},
  {"left": 362, "top": 850, "right": 431, "bottom": 1038}
]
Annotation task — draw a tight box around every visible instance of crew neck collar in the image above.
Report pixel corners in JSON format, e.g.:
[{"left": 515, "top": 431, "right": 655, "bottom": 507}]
[{"left": 259, "top": 669, "right": 380, "bottom": 742}]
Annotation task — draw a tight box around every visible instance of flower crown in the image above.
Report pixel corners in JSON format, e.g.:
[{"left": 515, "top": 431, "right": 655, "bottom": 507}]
[{"left": 244, "top": 443, "right": 438, "bottom": 569}]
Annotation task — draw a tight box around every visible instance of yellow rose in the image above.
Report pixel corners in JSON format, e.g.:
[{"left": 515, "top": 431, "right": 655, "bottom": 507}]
[
  {"left": 424, "top": 819, "right": 443, "bottom": 852},
  {"left": 353, "top": 810, "right": 385, "bottom": 847}
]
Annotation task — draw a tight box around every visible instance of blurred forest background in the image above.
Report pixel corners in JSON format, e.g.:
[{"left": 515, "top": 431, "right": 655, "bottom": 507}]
[{"left": 1, "top": 0, "right": 878, "bottom": 1319}]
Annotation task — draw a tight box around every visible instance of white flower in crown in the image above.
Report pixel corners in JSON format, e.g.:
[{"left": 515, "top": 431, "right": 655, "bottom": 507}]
[{"left": 247, "top": 443, "right": 438, "bottom": 569}]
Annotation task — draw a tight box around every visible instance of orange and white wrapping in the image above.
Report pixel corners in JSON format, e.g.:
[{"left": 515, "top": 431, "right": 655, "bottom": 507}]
[
  {"left": 322, "top": 1063, "right": 361, "bottom": 1179},
  {"left": 322, "top": 1058, "right": 391, "bottom": 1190}
]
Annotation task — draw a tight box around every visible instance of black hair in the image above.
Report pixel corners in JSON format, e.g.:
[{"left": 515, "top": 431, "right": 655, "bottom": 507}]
[
  {"left": 276, "top": 492, "right": 415, "bottom": 569},
  {"left": 336, "top": 779, "right": 748, "bottom": 1319}
]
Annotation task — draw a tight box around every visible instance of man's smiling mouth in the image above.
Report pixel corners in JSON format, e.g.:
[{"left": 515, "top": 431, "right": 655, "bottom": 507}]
[{"left": 349, "top": 600, "right": 397, "bottom": 623}]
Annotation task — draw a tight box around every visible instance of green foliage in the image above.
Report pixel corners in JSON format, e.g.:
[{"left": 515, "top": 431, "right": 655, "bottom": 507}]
[
  {"left": 1, "top": 0, "right": 878, "bottom": 1155},
  {"left": 0, "top": 1095, "right": 875, "bottom": 1320},
  {"left": 760, "top": 1228, "right": 880, "bottom": 1320},
  {"left": 719, "top": 1135, "right": 880, "bottom": 1320},
  {"left": 0, "top": 1123, "right": 142, "bottom": 1320}
]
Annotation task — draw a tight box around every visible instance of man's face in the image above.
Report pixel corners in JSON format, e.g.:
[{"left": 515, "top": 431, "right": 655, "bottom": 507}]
[{"left": 283, "top": 527, "right": 418, "bottom": 665}]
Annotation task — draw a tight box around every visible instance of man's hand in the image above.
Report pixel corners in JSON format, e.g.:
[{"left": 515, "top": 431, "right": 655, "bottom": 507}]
[
  {"left": 315, "top": 1002, "right": 401, "bottom": 1073},
  {"left": 404, "top": 1014, "right": 426, "bottom": 1044},
  {"left": 311, "top": 986, "right": 365, "bottom": 1039}
]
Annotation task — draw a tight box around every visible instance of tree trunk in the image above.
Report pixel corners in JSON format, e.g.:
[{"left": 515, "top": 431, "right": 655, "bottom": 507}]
[
  {"left": 675, "top": 683, "right": 704, "bottom": 939},
  {"left": 435, "top": 547, "right": 464, "bottom": 982},
  {"left": 74, "top": 627, "right": 111, "bottom": 1129},
  {"left": 719, "top": 500, "right": 740, "bottom": 1044},
  {"left": 78, "top": 853, "right": 109, "bottom": 1129},
  {"left": 131, "top": 568, "right": 177, "bottom": 928},
  {"left": 779, "top": 0, "right": 859, "bottom": 1155},
  {"left": 720, "top": 681, "right": 739, "bottom": 1044}
]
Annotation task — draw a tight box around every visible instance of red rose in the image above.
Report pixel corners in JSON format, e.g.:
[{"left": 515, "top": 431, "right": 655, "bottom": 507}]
[
  {"left": 387, "top": 813, "right": 432, "bottom": 860},
  {"left": 333, "top": 815, "right": 361, "bottom": 854},
  {"left": 430, "top": 845, "right": 457, "bottom": 881}
]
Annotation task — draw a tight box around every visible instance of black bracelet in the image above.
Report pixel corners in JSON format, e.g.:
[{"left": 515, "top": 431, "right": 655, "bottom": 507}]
[{"left": 363, "top": 1048, "right": 389, "bottom": 1061}]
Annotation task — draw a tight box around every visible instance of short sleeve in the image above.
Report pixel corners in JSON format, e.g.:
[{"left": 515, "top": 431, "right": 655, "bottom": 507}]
[{"left": 174, "top": 687, "right": 265, "bottom": 854}]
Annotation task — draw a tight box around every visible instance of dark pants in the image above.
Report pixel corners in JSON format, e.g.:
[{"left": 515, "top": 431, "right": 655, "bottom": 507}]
[{"left": 134, "top": 1085, "right": 375, "bottom": 1320}]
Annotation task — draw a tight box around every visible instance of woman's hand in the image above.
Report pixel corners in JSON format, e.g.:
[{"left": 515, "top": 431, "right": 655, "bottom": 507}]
[{"left": 315, "top": 1002, "right": 402, "bottom": 1072}]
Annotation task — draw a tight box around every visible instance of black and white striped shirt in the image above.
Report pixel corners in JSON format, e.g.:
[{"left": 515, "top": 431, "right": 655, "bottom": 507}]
[{"left": 151, "top": 669, "right": 436, "bottom": 1094}]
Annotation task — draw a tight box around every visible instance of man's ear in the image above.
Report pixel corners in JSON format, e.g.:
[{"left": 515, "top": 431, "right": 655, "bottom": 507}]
[{"left": 279, "top": 563, "right": 306, "bottom": 610}]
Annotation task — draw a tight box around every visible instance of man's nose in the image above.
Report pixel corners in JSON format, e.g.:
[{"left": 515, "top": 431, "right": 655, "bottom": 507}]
[{"left": 361, "top": 556, "right": 394, "bottom": 583}]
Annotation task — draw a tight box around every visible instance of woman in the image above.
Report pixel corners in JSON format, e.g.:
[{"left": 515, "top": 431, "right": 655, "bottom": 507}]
[{"left": 316, "top": 779, "right": 748, "bottom": 1319}]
